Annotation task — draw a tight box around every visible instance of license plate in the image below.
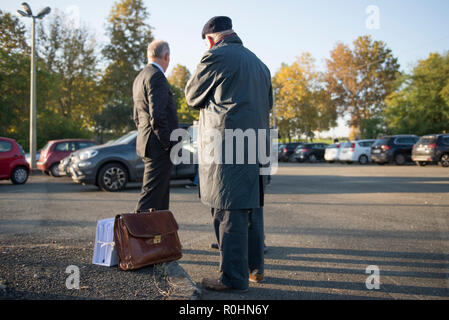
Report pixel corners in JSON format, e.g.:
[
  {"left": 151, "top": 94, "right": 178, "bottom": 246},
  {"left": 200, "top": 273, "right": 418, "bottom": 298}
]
[{"left": 372, "top": 149, "right": 381, "bottom": 154}]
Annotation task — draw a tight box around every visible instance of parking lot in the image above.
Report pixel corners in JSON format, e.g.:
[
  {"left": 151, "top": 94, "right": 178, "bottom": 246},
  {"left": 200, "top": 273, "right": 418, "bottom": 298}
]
[{"left": 0, "top": 163, "right": 448, "bottom": 300}]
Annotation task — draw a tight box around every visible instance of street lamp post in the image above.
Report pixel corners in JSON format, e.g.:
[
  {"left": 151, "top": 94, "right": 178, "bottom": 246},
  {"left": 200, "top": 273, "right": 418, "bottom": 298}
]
[{"left": 17, "top": 3, "right": 51, "bottom": 170}]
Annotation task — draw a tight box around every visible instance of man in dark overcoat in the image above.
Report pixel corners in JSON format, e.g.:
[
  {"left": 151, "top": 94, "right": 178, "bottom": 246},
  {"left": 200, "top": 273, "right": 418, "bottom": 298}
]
[{"left": 185, "top": 16, "right": 273, "bottom": 292}]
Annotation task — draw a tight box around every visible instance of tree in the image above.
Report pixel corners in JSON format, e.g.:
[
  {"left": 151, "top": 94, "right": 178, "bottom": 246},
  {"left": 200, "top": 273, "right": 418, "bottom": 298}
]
[
  {"left": 100, "top": 0, "right": 153, "bottom": 135},
  {"left": 38, "top": 11, "right": 101, "bottom": 128},
  {"left": 167, "top": 64, "right": 199, "bottom": 124},
  {"left": 384, "top": 52, "right": 449, "bottom": 135},
  {"left": 273, "top": 53, "right": 336, "bottom": 141},
  {"left": 0, "top": 10, "right": 30, "bottom": 141},
  {"left": 168, "top": 64, "right": 191, "bottom": 90},
  {"left": 325, "top": 35, "right": 400, "bottom": 139}
]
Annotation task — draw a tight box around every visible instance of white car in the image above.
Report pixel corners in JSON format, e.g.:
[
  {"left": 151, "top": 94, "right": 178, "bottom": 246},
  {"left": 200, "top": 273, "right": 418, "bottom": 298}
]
[
  {"left": 338, "top": 140, "right": 376, "bottom": 164},
  {"left": 324, "top": 144, "right": 341, "bottom": 163}
]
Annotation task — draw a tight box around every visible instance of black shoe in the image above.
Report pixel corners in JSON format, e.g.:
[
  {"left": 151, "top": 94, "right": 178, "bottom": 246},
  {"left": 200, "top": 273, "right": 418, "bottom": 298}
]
[{"left": 185, "top": 183, "right": 198, "bottom": 189}]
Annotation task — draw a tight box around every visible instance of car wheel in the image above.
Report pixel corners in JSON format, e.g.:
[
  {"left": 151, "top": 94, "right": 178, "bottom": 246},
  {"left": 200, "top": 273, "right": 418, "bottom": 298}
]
[
  {"left": 308, "top": 154, "right": 317, "bottom": 163},
  {"left": 439, "top": 154, "right": 449, "bottom": 167},
  {"left": 359, "top": 155, "right": 369, "bottom": 165},
  {"left": 287, "top": 155, "right": 297, "bottom": 163},
  {"left": 11, "top": 166, "right": 29, "bottom": 185},
  {"left": 98, "top": 163, "right": 128, "bottom": 192},
  {"left": 394, "top": 154, "right": 406, "bottom": 166},
  {"left": 49, "top": 163, "right": 61, "bottom": 177}
]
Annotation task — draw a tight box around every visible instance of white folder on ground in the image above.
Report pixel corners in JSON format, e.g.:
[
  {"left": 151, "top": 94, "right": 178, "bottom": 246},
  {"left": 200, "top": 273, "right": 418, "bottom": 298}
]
[{"left": 92, "top": 218, "right": 118, "bottom": 267}]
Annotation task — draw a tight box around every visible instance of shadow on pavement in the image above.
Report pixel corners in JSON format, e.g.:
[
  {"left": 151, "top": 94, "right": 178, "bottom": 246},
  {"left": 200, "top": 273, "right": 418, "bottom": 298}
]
[{"left": 181, "top": 245, "right": 449, "bottom": 299}]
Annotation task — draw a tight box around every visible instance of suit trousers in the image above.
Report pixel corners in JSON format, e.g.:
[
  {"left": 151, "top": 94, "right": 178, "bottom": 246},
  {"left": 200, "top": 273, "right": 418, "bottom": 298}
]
[
  {"left": 211, "top": 207, "right": 264, "bottom": 290},
  {"left": 135, "top": 150, "right": 172, "bottom": 212}
]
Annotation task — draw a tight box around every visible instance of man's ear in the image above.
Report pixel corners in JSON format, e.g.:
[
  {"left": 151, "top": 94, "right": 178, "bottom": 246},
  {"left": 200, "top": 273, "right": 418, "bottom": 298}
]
[{"left": 206, "top": 35, "right": 215, "bottom": 49}]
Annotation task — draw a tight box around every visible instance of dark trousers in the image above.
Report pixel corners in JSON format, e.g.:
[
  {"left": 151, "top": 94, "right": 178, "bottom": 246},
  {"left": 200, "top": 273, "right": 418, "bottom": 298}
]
[
  {"left": 135, "top": 151, "right": 172, "bottom": 212},
  {"left": 211, "top": 207, "right": 264, "bottom": 290}
]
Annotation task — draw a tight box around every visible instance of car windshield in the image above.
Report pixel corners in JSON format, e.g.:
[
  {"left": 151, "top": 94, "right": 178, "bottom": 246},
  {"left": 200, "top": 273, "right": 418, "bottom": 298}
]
[
  {"left": 41, "top": 142, "right": 52, "bottom": 152},
  {"left": 112, "top": 131, "right": 137, "bottom": 145},
  {"left": 340, "top": 142, "right": 352, "bottom": 148}
]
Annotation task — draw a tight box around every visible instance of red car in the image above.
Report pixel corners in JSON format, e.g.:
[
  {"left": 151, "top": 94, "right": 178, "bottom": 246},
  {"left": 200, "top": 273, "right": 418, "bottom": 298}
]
[
  {"left": 0, "top": 137, "right": 30, "bottom": 184},
  {"left": 37, "top": 139, "right": 98, "bottom": 177}
]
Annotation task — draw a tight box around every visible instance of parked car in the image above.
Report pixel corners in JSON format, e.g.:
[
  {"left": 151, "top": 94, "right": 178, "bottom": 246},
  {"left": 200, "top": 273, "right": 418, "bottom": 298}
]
[
  {"left": 37, "top": 139, "right": 98, "bottom": 177},
  {"left": 293, "top": 143, "right": 329, "bottom": 163},
  {"left": 412, "top": 134, "right": 449, "bottom": 167},
  {"left": 338, "top": 139, "right": 375, "bottom": 164},
  {"left": 0, "top": 137, "right": 30, "bottom": 185},
  {"left": 278, "top": 142, "right": 303, "bottom": 162},
  {"left": 58, "top": 152, "right": 77, "bottom": 177},
  {"left": 324, "top": 143, "right": 341, "bottom": 163},
  {"left": 25, "top": 150, "right": 41, "bottom": 165},
  {"left": 68, "top": 130, "right": 196, "bottom": 192},
  {"left": 371, "top": 135, "right": 419, "bottom": 165}
]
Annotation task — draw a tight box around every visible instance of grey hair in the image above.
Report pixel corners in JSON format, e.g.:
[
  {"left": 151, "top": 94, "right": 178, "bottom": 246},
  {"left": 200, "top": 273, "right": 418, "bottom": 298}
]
[
  {"left": 206, "top": 29, "right": 234, "bottom": 42},
  {"left": 147, "top": 40, "right": 170, "bottom": 60}
]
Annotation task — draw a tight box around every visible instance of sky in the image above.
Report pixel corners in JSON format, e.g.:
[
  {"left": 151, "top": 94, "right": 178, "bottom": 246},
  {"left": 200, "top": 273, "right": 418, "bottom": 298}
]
[{"left": 2, "top": 0, "right": 449, "bottom": 137}]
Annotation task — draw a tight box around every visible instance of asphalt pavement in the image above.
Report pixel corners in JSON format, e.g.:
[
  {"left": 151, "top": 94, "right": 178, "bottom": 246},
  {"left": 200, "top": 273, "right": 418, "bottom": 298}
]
[{"left": 1, "top": 163, "right": 448, "bottom": 300}]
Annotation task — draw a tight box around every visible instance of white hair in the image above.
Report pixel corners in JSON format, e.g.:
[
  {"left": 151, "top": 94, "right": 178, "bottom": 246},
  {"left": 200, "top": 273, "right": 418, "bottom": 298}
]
[
  {"left": 147, "top": 40, "right": 170, "bottom": 60},
  {"left": 206, "top": 29, "right": 234, "bottom": 42}
]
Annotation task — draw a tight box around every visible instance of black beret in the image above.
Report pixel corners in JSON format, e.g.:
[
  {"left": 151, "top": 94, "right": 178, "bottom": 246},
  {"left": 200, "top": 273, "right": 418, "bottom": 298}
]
[{"left": 201, "top": 16, "right": 233, "bottom": 39}]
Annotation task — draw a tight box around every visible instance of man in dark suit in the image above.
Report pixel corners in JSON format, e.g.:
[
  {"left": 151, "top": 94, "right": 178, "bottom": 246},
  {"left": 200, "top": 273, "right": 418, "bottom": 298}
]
[{"left": 133, "top": 40, "right": 178, "bottom": 212}]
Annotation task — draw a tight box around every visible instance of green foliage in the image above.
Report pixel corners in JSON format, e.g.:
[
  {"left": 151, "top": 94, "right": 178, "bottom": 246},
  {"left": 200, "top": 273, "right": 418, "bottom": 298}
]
[
  {"left": 0, "top": 10, "right": 32, "bottom": 149},
  {"left": 100, "top": 0, "right": 153, "bottom": 133},
  {"left": 167, "top": 64, "right": 198, "bottom": 124},
  {"left": 93, "top": 103, "right": 135, "bottom": 143},
  {"left": 38, "top": 11, "right": 101, "bottom": 127},
  {"left": 384, "top": 52, "right": 449, "bottom": 136}
]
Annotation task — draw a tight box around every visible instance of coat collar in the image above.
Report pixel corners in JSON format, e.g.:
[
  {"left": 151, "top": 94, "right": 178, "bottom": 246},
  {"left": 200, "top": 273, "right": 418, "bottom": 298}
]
[
  {"left": 214, "top": 33, "right": 243, "bottom": 47},
  {"left": 150, "top": 61, "right": 165, "bottom": 74}
]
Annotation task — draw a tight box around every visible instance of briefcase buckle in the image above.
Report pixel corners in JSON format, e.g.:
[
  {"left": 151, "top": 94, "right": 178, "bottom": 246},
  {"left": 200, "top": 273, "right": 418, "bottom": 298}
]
[{"left": 153, "top": 235, "right": 162, "bottom": 244}]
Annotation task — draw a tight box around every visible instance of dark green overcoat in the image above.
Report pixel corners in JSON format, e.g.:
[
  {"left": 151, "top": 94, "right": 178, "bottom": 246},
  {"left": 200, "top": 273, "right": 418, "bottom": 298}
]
[{"left": 185, "top": 34, "right": 273, "bottom": 210}]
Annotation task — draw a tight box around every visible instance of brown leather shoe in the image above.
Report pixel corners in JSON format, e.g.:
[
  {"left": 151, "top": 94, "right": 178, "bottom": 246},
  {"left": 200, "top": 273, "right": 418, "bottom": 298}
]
[
  {"left": 249, "top": 273, "right": 264, "bottom": 283},
  {"left": 201, "top": 278, "right": 248, "bottom": 293}
]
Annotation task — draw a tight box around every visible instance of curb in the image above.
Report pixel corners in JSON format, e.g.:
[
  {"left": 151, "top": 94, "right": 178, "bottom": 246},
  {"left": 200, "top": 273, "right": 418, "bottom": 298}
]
[{"left": 166, "top": 261, "right": 202, "bottom": 300}]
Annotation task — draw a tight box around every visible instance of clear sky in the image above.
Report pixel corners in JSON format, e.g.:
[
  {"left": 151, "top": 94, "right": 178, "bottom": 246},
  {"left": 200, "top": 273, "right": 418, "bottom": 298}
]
[{"left": 2, "top": 0, "right": 449, "bottom": 136}]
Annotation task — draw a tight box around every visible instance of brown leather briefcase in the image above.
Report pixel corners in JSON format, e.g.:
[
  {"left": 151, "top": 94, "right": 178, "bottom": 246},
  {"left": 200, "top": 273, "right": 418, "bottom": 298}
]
[{"left": 114, "top": 209, "right": 182, "bottom": 271}]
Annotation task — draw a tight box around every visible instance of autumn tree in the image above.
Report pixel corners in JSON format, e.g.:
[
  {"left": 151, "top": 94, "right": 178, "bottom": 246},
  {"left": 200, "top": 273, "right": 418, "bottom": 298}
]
[
  {"left": 99, "top": 0, "right": 153, "bottom": 136},
  {"left": 325, "top": 35, "right": 399, "bottom": 139},
  {"left": 273, "top": 53, "right": 336, "bottom": 141},
  {"left": 167, "top": 64, "right": 198, "bottom": 124},
  {"left": 384, "top": 52, "right": 449, "bottom": 136}
]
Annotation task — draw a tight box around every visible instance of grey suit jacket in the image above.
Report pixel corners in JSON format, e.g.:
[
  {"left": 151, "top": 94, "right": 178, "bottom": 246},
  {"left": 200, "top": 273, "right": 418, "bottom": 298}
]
[{"left": 133, "top": 64, "right": 178, "bottom": 159}]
